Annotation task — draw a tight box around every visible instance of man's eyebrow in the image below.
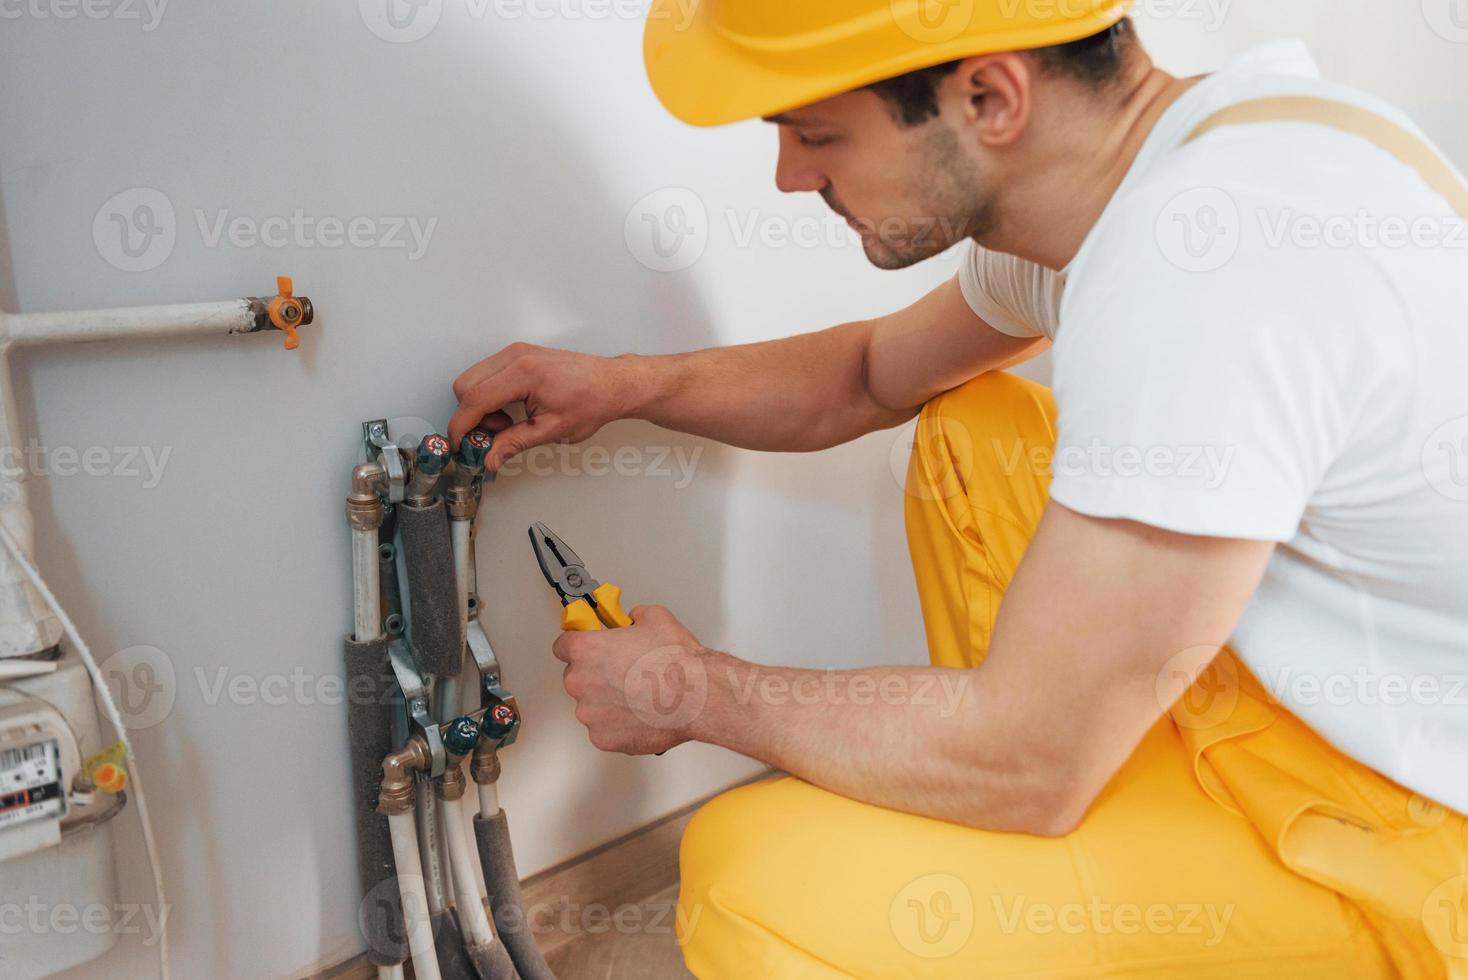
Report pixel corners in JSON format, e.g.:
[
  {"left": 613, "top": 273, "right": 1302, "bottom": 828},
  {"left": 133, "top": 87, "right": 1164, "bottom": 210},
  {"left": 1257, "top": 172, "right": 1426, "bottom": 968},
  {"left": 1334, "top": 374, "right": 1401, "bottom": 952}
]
[{"left": 763, "top": 113, "right": 813, "bottom": 126}]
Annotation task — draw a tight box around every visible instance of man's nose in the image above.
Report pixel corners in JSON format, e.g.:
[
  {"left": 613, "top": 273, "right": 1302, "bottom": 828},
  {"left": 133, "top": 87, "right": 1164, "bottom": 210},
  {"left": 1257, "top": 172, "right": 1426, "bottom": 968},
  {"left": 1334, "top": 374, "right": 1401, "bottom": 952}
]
[{"left": 774, "top": 136, "right": 827, "bottom": 194}]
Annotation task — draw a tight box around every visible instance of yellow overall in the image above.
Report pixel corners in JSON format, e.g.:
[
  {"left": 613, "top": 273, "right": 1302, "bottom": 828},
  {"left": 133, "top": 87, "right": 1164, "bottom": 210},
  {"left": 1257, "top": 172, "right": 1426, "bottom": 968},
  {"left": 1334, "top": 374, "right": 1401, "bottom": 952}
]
[
  {"left": 675, "top": 98, "right": 1468, "bottom": 978},
  {"left": 675, "top": 372, "right": 1467, "bottom": 978}
]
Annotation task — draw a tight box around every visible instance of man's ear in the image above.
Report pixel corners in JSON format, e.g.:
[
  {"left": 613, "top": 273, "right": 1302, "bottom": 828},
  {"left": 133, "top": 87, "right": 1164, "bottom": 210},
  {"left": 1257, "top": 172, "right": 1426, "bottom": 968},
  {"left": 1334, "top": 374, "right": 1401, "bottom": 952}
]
[{"left": 950, "top": 53, "right": 1033, "bottom": 147}]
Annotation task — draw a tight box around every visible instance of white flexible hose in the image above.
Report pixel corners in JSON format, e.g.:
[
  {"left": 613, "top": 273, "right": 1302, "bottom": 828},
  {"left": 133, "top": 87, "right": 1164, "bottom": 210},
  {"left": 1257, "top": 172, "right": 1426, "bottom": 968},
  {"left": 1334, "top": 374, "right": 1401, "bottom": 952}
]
[
  {"left": 441, "top": 793, "right": 495, "bottom": 948},
  {"left": 477, "top": 782, "right": 500, "bottom": 818},
  {"left": 450, "top": 519, "right": 470, "bottom": 628},
  {"left": 388, "top": 810, "right": 443, "bottom": 980},
  {"left": 0, "top": 521, "right": 171, "bottom": 980}
]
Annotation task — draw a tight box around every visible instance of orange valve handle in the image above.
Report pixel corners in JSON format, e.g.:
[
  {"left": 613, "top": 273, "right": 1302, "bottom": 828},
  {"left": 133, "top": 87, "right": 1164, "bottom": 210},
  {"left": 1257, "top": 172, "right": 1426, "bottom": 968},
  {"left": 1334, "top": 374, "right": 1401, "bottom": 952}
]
[{"left": 267, "top": 275, "right": 305, "bottom": 350}]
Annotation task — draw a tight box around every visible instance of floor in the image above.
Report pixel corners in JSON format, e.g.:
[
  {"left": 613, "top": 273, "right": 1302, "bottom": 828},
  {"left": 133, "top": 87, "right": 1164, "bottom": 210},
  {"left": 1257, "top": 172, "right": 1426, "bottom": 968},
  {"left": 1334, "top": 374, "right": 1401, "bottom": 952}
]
[{"left": 543, "top": 882, "right": 694, "bottom": 979}]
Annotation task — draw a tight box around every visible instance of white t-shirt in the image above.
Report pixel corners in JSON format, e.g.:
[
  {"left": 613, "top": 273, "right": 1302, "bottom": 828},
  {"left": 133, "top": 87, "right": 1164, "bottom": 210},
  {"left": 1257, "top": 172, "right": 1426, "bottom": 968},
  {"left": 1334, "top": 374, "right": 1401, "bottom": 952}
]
[{"left": 959, "top": 40, "right": 1468, "bottom": 815}]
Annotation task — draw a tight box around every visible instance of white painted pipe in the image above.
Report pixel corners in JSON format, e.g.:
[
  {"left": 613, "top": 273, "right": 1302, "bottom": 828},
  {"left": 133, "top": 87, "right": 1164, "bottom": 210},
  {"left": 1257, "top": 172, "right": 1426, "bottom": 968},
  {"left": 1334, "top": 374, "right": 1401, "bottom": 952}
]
[
  {"left": 378, "top": 965, "right": 405, "bottom": 980},
  {"left": 352, "top": 528, "right": 380, "bottom": 643},
  {"left": 442, "top": 794, "right": 495, "bottom": 949},
  {"left": 4, "top": 299, "right": 261, "bottom": 347},
  {"left": 388, "top": 810, "right": 443, "bottom": 980}
]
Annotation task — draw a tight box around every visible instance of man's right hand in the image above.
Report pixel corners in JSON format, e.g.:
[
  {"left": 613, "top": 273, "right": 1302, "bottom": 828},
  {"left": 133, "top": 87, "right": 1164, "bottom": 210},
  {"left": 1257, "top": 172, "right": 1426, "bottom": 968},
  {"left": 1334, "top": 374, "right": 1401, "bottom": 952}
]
[
  {"left": 447, "top": 275, "right": 1047, "bottom": 471},
  {"left": 449, "top": 342, "right": 643, "bottom": 472}
]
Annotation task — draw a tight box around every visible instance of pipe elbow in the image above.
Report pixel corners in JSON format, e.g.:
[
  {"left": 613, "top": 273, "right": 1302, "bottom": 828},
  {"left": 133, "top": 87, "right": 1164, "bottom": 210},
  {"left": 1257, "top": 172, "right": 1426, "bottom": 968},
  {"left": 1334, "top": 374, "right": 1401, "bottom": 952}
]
[{"left": 376, "top": 736, "right": 430, "bottom": 816}]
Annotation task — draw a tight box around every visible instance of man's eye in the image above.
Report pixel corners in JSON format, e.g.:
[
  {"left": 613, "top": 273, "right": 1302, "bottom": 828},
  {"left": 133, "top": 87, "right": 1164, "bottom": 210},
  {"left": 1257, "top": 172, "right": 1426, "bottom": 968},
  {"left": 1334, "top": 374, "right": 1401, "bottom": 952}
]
[{"left": 797, "top": 133, "right": 834, "bottom": 148}]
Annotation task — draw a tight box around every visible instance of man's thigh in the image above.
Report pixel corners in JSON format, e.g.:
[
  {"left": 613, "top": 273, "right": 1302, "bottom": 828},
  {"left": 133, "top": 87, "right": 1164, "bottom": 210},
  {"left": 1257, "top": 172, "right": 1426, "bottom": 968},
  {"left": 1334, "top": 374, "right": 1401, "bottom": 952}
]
[{"left": 677, "top": 717, "right": 1392, "bottom": 978}]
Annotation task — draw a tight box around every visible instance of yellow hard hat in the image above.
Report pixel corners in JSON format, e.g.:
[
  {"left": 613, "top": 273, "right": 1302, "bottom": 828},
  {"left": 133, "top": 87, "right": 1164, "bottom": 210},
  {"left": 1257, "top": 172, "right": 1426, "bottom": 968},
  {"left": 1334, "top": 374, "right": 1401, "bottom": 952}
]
[{"left": 644, "top": 0, "right": 1133, "bottom": 127}]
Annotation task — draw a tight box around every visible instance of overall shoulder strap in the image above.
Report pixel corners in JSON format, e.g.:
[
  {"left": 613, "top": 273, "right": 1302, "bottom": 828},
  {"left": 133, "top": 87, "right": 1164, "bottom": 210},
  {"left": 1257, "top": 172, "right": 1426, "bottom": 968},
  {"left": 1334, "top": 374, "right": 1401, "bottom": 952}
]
[{"left": 1182, "top": 94, "right": 1468, "bottom": 219}]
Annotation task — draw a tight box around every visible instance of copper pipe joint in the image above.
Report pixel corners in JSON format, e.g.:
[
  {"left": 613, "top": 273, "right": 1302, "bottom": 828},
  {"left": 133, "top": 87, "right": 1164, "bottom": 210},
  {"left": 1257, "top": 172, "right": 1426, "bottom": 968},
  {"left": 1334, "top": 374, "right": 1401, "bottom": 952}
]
[{"left": 376, "top": 736, "right": 430, "bottom": 816}]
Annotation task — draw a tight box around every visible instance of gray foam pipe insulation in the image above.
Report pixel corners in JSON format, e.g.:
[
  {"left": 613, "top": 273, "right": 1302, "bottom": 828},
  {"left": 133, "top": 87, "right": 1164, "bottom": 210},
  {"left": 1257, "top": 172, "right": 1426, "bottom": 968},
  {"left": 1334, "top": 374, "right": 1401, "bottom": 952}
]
[
  {"left": 398, "top": 499, "right": 467, "bottom": 679},
  {"left": 342, "top": 635, "right": 408, "bottom": 966},
  {"left": 477, "top": 811, "right": 557, "bottom": 980}
]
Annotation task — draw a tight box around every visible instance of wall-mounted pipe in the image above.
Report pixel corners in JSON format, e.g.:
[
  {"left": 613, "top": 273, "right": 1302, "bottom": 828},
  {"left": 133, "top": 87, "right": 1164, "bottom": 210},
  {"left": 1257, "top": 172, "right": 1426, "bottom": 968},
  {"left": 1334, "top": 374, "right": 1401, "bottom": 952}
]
[{"left": 0, "top": 281, "right": 312, "bottom": 659}]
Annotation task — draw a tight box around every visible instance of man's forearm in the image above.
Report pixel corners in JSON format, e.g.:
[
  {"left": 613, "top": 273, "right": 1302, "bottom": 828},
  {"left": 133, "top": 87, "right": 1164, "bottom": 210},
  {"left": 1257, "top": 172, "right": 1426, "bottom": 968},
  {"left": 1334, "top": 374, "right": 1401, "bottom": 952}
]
[
  {"left": 618, "top": 322, "right": 915, "bottom": 453},
  {"left": 685, "top": 649, "right": 1073, "bottom": 834}
]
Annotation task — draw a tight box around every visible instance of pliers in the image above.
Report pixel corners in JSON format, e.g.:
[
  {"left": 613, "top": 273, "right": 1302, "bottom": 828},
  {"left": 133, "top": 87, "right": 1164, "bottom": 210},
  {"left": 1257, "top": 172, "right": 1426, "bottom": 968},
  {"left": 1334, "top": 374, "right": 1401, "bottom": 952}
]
[{"left": 529, "top": 522, "right": 633, "bottom": 632}]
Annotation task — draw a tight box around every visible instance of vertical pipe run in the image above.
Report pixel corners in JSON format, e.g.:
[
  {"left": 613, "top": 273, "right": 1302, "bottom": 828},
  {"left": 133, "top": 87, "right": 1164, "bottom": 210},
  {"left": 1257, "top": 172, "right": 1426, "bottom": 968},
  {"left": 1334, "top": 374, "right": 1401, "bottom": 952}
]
[
  {"left": 388, "top": 811, "right": 443, "bottom": 980},
  {"left": 353, "top": 528, "right": 381, "bottom": 643},
  {"left": 443, "top": 795, "right": 495, "bottom": 949}
]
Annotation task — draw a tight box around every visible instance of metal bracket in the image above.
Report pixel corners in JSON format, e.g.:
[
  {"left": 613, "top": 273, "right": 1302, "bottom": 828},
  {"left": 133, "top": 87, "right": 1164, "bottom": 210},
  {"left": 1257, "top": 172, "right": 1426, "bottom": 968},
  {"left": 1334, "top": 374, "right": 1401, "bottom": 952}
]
[
  {"left": 362, "top": 419, "right": 406, "bottom": 504},
  {"left": 467, "top": 621, "right": 518, "bottom": 747},
  {"left": 388, "top": 636, "right": 446, "bottom": 777}
]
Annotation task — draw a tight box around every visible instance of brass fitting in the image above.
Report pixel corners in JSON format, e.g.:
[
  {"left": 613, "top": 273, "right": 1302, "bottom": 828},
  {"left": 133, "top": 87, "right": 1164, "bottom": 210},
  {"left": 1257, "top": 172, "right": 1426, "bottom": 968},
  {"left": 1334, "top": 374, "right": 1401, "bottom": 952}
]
[
  {"left": 470, "top": 739, "right": 502, "bottom": 787},
  {"left": 444, "top": 482, "right": 478, "bottom": 522},
  {"left": 436, "top": 758, "right": 468, "bottom": 801},
  {"left": 346, "top": 462, "right": 386, "bottom": 531},
  {"left": 376, "top": 736, "right": 431, "bottom": 816}
]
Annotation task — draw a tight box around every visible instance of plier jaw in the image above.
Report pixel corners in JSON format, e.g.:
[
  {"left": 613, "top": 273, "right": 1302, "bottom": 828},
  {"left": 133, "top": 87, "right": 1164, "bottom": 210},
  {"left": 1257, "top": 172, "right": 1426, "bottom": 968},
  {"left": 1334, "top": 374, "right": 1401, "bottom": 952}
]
[{"left": 529, "top": 522, "right": 633, "bottom": 630}]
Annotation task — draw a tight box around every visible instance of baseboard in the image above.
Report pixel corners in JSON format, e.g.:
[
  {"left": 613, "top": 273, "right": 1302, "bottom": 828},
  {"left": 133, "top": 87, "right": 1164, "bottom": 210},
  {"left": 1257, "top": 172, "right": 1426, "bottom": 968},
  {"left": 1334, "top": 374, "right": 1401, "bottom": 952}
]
[{"left": 304, "top": 767, "right": 776, "bottom": 979}]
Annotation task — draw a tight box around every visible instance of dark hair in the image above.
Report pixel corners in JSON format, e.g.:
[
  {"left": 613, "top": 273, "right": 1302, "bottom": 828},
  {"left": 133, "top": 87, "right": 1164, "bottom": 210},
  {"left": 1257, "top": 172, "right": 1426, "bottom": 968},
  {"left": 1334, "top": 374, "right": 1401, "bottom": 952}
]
[{"left": 868, "top": 18, "right": 1136, "bottom": 126}]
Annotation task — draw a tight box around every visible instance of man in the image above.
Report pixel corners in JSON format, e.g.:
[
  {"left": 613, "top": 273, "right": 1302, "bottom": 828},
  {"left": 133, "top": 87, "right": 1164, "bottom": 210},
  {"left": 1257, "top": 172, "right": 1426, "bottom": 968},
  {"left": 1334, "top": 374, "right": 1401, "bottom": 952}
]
[{"left": 450, "top": 2, "right": 1468, "bottom": 975}]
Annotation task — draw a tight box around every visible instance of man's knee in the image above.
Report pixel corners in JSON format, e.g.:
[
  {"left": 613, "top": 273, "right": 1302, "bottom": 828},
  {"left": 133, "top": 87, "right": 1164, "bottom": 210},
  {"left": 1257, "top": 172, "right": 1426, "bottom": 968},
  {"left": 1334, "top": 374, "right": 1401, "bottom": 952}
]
[
  {"left": 680, "top": 777, "right": 783, "bottom": 891},
  {"left": 922, "top": 369, "right": 1054, "bottom": 429},
  {"left": 905, "top": 371, "right": 1057, "bottom": 507}
]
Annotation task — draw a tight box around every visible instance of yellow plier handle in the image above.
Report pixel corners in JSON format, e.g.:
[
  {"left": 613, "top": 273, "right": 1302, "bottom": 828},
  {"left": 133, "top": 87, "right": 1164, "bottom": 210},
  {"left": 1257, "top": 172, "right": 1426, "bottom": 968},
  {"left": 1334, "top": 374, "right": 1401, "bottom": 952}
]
[{"left": 561, "top": 582, "right": 634, "bottom": 631}]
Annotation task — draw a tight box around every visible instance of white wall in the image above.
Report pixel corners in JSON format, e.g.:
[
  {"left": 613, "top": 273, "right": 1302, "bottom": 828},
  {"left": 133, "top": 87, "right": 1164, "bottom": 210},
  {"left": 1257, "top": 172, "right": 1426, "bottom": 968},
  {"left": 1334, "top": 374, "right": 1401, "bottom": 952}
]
[{"left": 0, "top": 2, "right": 1463, "bottom": 977}]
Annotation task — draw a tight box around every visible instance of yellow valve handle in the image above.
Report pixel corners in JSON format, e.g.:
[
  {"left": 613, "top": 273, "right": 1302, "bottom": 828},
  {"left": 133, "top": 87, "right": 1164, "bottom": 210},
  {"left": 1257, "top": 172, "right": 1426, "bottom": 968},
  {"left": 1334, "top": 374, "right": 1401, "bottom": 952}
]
[
  {"left": 81, "top": 740, "right": 127, "bottom": 781},
  {"left": 559, "top": 583, "right": 633, "bottom": 631},
  {"left": 267, "top": 275, "right": 303, "bottom": 351}
]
